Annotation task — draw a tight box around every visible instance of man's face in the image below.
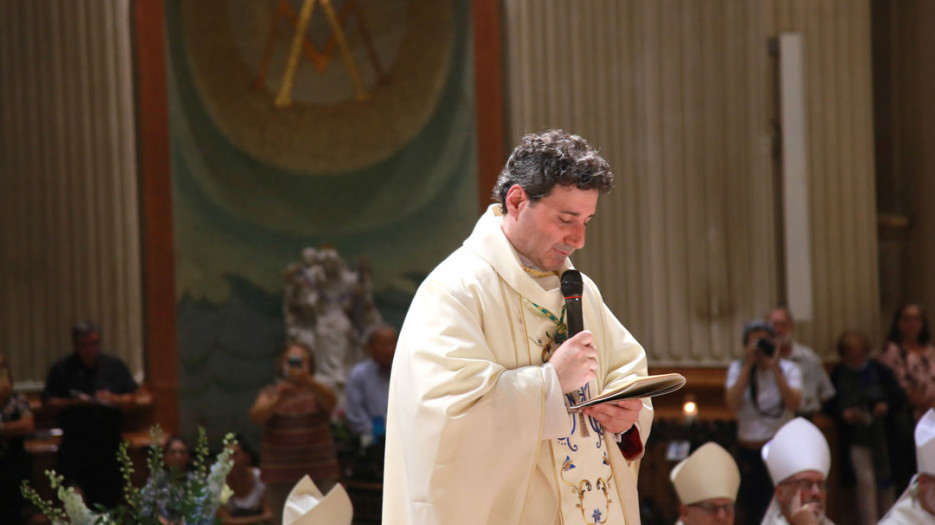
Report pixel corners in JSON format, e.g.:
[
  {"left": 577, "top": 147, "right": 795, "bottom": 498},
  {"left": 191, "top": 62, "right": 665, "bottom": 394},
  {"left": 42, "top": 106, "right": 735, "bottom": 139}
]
[
  {"left": 502, "top": 184, "right": 599, "bottom": 272},
  {"left": 369, "top": 328, "right": 397, "bottom": 369},
  {"left": 768, "top": 309, "right": 794, "bottom": 342},
  {"left": 73, "top": 332, "right": 101, "bottom": 369},
  {"left": 840, "top": 334, "right": 869, "bottom": 369},
  {"left": 680, "top": 498, "right": 735, "bottom": 525},
  {"left": 776, "top": 471, "right": 826, "bottom": 521}
]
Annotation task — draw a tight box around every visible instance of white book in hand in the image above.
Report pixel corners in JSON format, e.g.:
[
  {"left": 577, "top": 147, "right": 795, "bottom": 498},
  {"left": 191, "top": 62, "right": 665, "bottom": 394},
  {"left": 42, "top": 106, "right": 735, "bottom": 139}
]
[{"left": 568, "top": 373, "right": 687, "bottom": 412}]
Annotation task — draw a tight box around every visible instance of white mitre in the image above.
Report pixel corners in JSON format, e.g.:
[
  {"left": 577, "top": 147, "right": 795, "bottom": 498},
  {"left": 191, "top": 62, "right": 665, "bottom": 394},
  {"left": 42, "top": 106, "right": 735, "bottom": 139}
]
[
  {"left": 282, "top": 475, "right": 353, "bottom": 525},
  {"left": 917, "top": 408, "right": 935, "bottom": 475},
  {"left": 670, "top": 442, "right": 740, "bottom": 505},
  {"left": 762, "top": 417, "right": 830, "bottom": 484}
]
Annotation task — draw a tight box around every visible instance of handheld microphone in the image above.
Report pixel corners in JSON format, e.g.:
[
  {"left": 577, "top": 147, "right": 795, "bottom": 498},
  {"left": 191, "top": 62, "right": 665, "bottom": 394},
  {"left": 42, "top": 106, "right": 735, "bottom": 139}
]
[
  {"left": 561, "top": 270, "right": 584, "bottom": 336},
  {"left": 561, "top": 269, "right": 592, "bottom": 430}
]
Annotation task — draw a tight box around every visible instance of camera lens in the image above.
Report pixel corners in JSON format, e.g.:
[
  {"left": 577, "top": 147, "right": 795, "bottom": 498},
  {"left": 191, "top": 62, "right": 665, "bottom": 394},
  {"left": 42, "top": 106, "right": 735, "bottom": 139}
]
[{"left": 757, "top": 338, "right": 775, "bottom": 357}]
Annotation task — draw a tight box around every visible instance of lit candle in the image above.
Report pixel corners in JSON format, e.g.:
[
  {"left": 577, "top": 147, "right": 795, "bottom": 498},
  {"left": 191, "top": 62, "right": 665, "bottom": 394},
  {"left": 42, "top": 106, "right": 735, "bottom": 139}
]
[{"left": 683, "top": 395, "right": 698, "bottom": 424}]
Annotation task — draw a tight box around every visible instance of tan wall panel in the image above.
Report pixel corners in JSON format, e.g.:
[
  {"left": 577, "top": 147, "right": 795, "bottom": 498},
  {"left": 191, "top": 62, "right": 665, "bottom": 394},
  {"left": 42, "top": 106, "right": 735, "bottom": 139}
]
[
  {"left": 0, "top": 0, "right": 143, "bottom": 388},
  {"left": 769, "top": 0, "right": 881, "bottom": 355},
  {"left": 503, "top": 0, "right": 878, "bottom": 365}
]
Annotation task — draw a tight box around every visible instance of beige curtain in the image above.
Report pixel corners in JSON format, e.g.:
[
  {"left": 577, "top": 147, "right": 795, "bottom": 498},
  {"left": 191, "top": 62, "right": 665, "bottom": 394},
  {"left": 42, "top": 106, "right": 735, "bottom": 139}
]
[
  {"left": 503, "top": 0, "right": 879, "bottom": 364},
  {"left": 0, "top": 0, "right": 144, "bottom": 388}
]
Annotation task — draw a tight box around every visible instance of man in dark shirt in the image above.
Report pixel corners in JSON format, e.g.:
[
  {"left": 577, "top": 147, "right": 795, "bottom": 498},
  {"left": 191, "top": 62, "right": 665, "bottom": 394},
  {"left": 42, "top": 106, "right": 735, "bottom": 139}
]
[{"left": 42, "top": 321, "right": 138, "bottom": 508}]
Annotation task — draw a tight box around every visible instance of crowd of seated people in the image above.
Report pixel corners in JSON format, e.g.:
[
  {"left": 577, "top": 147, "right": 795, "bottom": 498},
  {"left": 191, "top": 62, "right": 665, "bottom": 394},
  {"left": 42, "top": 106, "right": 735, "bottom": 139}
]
[
  {"left": 670, "top": 405, "right": 935, "bottom": 525},
  {"left": 2, "top": 248, "right": 389, "bottom": 523},
  {"left": 0, "top": 315, "right": 391, "bottom": 524},
  {"left": 0, "top": 321, "right": 145, "bottom": 523},
  {"left": 719, "top": 303, "right": 935, "bottom": 525},
  {"left": 9, "top": 302, "right": 935, "bottom": 525}
]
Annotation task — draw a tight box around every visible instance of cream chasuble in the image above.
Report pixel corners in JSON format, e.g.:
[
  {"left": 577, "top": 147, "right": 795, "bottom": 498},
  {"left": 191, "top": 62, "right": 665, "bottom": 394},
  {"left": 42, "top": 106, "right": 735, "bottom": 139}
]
[{"left": 383, "top": 205, "right": 653, "bottom": 525}]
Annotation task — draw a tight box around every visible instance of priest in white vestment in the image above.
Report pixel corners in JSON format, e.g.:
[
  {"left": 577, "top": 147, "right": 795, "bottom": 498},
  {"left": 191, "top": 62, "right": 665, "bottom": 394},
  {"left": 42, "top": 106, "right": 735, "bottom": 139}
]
[
  {"left": 383, "top": 130, "right": 654, "bottom": 525},
  {"left": 671, "top": 442, "right": 740, "bottom": 525},
  {"left": 760, "top": 418, "right": 835, "bottom": 525},
  {"left": 878, "top": 408, "right": 935, "bottom": 523}
]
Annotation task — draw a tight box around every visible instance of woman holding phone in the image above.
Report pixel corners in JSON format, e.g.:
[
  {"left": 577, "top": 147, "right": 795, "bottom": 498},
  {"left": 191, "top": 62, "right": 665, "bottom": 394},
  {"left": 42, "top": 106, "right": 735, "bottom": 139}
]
[{"left": 249, "top": 342, "right": 339, "bottom": 524}]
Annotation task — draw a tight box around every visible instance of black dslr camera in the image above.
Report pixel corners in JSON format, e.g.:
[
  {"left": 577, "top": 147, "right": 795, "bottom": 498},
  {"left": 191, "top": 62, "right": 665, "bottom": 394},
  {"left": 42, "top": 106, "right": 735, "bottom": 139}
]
[{"left": 757, "top": 338, "right": 776, "bottom": 357}]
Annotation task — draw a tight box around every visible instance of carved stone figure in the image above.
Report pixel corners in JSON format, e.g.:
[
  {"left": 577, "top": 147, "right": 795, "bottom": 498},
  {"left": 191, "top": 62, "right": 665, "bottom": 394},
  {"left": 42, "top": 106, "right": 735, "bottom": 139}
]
[{"left": 283, "top": 246, "right": 383, "bottom": 409}]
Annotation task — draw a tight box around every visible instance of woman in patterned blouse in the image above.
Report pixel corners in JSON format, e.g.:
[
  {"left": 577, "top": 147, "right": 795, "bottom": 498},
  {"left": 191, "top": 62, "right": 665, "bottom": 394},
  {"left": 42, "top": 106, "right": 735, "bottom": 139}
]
[
  {"left": 879, "top": 303, "right": 935, "bottom": 493},
  {"left": 249, "top": 343, "right": 339, "bottom": 525},
  {"left": 879, "top": 303, "right": 935, "bottom": 421}
]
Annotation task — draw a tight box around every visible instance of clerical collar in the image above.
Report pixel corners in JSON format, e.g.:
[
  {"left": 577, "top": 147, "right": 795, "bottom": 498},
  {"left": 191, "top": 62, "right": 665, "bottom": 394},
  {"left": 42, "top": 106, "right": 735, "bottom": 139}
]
[
  {"left": 523, "top": 266, "right": 559, "bottom": 278},
  {"left": 517, "top": 253, "right": 559, "bottom": 278}
]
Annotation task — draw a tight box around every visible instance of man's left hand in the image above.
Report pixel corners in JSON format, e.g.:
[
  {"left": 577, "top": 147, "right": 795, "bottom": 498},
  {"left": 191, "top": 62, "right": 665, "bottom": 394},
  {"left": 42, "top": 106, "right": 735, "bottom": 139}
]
[{"left": 583, "top": 398, "right": 642, "bottom": 434}]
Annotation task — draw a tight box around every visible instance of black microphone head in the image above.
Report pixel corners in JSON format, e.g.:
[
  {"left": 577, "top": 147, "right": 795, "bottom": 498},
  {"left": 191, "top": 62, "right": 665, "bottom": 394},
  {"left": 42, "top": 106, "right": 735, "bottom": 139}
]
[{"left": 560, "top": 269, "right": 583, "bottom": 299}]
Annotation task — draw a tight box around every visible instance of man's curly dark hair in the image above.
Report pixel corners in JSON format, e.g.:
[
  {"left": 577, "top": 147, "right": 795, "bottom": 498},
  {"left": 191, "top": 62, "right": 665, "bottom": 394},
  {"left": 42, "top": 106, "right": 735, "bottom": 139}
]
[{"left": 492, "top": 129, "right": 614, "bottom": 212}]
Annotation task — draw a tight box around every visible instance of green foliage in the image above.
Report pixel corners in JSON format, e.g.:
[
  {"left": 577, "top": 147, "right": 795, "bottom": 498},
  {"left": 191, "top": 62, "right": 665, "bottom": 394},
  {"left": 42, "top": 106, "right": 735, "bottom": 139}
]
[
  {"left": 21, "top": 477, "right": 67, "bottom": 524},
  {"left": 20, "top": 425, "right": 236, "bottom": 525}
]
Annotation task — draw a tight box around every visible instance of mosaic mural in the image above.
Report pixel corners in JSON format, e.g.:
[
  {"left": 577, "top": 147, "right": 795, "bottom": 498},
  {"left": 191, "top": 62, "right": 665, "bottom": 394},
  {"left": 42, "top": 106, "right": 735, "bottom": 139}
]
[{"left": 166, "top": 0, "right": 477, "bottom": 442}]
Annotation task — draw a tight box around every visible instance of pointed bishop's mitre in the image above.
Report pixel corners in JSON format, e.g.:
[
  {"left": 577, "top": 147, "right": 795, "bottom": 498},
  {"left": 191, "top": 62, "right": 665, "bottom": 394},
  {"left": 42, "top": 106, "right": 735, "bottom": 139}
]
[
  {"left": 762, "top": 417, "right": 830, "bottom": 485},
  {"left": 282, "top": 475, "right": 353, "bottom": 525},
  {"left": 670, "top": 442, "right": 740, "bottom": 505},
  {"left": 917, "top": 408, "right": 935, "bottom": 474}
]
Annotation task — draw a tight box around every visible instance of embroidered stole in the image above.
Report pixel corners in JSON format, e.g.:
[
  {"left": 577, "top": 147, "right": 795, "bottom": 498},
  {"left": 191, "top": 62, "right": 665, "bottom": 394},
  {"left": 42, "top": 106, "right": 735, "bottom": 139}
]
[{"left": 521, "top": 276, "right": 624, "bottom": 525}]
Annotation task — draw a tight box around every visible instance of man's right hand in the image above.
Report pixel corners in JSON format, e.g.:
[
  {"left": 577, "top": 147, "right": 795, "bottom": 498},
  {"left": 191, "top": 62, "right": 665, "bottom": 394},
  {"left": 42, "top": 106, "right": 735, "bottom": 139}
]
[{"left": 550, "top": 330, "right": 599, "bottom": 393}]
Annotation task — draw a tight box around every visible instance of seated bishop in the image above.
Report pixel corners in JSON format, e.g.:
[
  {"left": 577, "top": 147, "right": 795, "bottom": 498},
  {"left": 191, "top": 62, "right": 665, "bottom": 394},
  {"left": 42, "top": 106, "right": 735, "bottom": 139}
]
[
  {"left": 670, "top": 442, "right": 740, "bottom": 525},
  {"left": 761, "top": 417, "right": 835, "bottom": 525},
  {"left": 878, "top": 408, "right": 935, "bottom": 524}
]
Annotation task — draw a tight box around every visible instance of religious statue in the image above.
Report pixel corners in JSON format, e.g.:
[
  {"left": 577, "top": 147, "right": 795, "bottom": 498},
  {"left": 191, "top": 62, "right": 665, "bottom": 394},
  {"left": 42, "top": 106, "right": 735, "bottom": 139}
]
[{"left": 283, "top": 245, "right": 383, "bottom": 408}]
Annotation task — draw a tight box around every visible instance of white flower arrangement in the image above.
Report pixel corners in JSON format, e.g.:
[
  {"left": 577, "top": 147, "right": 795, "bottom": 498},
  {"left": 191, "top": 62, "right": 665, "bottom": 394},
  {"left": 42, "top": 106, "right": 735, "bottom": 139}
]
[{"left": 22, "top": 425, "right": 236, "bottom": 525}]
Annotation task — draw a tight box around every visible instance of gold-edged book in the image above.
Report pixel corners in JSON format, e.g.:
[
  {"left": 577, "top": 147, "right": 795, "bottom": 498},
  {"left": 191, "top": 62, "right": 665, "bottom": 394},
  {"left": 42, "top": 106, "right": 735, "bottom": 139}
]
[{"left": 568, "top": 373, "right": 687, "bottom": 412}]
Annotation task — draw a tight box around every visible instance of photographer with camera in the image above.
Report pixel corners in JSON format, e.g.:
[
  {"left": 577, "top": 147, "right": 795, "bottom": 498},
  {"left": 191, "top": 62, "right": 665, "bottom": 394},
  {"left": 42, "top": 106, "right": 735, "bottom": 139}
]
[
  {"left": 250, "top": 342, "right": 339, "bottom": 525},
  {"left": 725, "top": 319, "right": 803, "bottom": 525}
]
